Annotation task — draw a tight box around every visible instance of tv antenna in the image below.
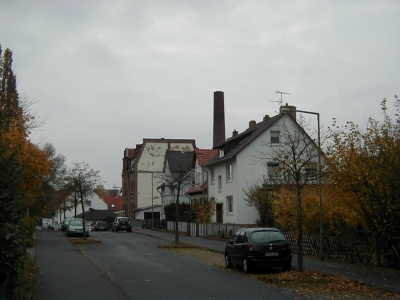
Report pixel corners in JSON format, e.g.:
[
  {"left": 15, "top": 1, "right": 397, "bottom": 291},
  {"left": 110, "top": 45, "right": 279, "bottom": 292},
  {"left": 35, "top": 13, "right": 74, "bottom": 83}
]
[{"left": 269, "top": 90, "right": 291, "bottom": 107}]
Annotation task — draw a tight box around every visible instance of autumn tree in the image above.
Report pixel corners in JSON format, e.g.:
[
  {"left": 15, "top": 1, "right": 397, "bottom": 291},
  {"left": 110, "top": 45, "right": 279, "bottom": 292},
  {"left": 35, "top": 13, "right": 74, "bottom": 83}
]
[
  {"left": 256, "top": 111, "right": 321, "bottom": 271},
  {"left": 27, "top": 143, "right": 68, "bottom": 218},
  {"left": 192, "top": 200, "right": 213, "bottom": 224},
  {"left": 0, "top": 45, "right": 52, "bottom": 298},
  {"left": 67, "top": 162, "right": 103, "bottom": 239},
  {"left": 326, "top": 97, "right": 400, "bottom": 266},
  {"left": 243, "top": 180, "right": 275, "bottom": 227},
  {"left": 159, "top": 151, "right": 195, "bottom": 243}
]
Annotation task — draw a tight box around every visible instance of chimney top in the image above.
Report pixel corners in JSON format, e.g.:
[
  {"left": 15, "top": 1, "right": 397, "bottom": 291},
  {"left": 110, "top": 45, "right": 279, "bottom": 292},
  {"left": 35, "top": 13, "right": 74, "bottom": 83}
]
[
  {"left": 249, "top": 120, "right": 256, "bottom": 127},
  {"left": 263, "top": 115, "right": 270, "bottom": 121},
  {"left": 232, "top": 129, "right": 238, "bottom": 137},
  {"left": 280, "top": 104, "right": 297, "bottom": 120}
]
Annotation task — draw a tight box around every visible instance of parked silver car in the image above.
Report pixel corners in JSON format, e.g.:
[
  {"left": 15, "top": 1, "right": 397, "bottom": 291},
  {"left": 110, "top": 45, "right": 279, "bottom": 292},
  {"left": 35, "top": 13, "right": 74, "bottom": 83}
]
[{"left": 67, "top": 219, "right": 90, "bottom": 237}]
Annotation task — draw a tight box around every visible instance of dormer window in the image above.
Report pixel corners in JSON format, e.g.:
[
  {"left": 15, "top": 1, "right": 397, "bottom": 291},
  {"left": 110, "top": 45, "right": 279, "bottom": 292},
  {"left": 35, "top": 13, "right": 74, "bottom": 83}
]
[{"left": 219, "top": 149, "right": 224, "bottom": 158}]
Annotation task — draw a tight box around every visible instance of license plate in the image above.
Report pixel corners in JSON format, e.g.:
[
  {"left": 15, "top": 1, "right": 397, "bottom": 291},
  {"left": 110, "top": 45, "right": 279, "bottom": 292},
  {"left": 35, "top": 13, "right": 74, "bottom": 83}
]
[
  {"left": 121, "top": 226, "right": 126, "bottom": 228},
  {"left": 265, "top": 252, "right": 279, "bottom": 256}
]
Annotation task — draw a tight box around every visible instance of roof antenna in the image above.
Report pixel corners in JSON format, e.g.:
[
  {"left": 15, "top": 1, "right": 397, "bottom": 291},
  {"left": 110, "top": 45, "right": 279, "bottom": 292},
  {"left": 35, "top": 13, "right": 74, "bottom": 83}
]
[{"left": 269, "top": 90, "right": 291, "bottom": 112}]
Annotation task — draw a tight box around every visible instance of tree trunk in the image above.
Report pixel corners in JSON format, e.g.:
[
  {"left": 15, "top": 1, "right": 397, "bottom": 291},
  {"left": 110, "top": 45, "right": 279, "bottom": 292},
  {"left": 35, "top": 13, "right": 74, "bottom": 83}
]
[
  {"left": 376, "top": 238, "right": 382, "bottom": 267},
  {"left": 175, "top": 183, "right": 180, "bottom": 243},
  {"left": 81, "top": 197, "right": 86, "bottom": 240}
]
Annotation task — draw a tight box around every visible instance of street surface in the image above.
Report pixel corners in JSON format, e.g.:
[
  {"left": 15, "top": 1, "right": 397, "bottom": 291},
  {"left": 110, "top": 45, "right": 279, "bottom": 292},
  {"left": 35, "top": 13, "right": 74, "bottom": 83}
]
[{"left": 33, "top": 230, "right": 308, "bottom": 300}]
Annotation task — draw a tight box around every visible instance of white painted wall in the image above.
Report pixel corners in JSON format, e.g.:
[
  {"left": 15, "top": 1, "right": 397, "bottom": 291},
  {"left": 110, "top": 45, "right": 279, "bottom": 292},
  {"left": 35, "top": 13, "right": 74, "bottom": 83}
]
[
  {"left": 208, "top": 114, "right": 318, "bottom": 225},
  {"left": 61, "top": 192, "right": 107, "bottom": 221},
  {"left": 135, "top": 141, "right": 194, "bottom": 219}
]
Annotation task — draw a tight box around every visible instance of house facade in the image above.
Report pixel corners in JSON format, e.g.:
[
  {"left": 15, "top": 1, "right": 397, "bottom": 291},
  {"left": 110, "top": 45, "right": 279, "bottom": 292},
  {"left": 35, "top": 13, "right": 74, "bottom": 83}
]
[
  {"left": 122, "top": 138, "right": 196, "bottom": 220},
  {"left": 56, "top": 188, "right": 108, "bottom": 224},
  {"left": 158, "top": 150, "right": 196, "bottom": 219},
  {"left": 186, "top": 149, "right": 218, "bottom": 204},
  {"left": 206, "top": 105, "right": 319, "bottom": 225}
]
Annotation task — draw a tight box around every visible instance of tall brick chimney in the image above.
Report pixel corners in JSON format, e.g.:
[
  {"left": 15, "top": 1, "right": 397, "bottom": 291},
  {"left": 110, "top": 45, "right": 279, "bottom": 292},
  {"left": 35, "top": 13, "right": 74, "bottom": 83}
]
[{"left": 213, "top": 91, "right": 225, "bottom": 148}]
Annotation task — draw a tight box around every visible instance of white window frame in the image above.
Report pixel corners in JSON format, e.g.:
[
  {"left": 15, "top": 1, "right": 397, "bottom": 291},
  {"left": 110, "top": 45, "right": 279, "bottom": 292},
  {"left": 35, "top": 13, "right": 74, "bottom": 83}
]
[
  {"left": 211, "top": 169, "right": 215, "bottom": 184},
  {"left": 218, "top": 176, "right": 222, "bottom": 192},
  {"left": 271, "top": 131, "right": 280, "bottom": 144},
  {"left": 226, "top": 164, "right": 233, "bottom": 182},
  {"left": 195, "top": 171, "right": 201, "bottom": 186}
]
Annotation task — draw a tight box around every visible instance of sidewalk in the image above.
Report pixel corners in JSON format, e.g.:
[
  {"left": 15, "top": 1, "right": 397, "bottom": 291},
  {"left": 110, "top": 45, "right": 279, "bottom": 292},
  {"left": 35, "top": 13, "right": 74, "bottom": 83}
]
[
  {"left": 32, "top": 230, "right": 127, "bottom": 300},
  {"left": 133, "top": 228, "right": 400, "bottom": 294}
]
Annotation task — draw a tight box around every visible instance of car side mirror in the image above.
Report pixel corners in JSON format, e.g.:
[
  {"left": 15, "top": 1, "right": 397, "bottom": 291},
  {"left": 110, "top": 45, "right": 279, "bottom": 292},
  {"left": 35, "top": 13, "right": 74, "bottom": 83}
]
[{"left": 227, "top": 239, "right": 233, "bottom": 245}]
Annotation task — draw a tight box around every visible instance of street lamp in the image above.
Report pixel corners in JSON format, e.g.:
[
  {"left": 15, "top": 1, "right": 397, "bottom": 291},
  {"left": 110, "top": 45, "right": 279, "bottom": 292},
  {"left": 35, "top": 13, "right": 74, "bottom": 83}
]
[
  {"left": 296, "top": 109, "right": 324, "bottom": 261},
  {"left": 195, "top": 151, "right": 208, "bottom": 238}
]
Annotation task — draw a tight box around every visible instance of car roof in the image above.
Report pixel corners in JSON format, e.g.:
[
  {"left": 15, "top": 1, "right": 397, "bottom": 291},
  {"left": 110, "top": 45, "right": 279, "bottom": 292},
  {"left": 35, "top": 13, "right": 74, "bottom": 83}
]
[{"left": 241, "top": 227, "right": 281, "bottom": 232}]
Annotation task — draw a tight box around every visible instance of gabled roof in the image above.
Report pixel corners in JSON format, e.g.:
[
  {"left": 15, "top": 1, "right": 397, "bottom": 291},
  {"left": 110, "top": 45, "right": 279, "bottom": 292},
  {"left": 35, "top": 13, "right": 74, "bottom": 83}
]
[
  {"left": 195, "top": 149, "right": 218, "bottom": 165},
  {"left": 164, "top": 151, "right": 195, "bottom": 173},
  {"left": 103, "top": 195, "right": 123, "bottom": 210},
  {"left": 186, "top": 183, "right": 208, "bottom": 195},
  {"left": 106, "top": 189, "right": 120, "bottom": 197},
  {"left": 206, "top": 113, "right": 283, "bottom": 166}
]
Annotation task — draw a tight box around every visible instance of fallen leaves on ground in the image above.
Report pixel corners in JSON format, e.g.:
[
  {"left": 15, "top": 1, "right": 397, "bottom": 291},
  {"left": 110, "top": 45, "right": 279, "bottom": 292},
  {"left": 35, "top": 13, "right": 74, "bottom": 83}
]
[
  {"left": 159, "top": 242, "right": 400, "bottom": 300},
  {"left": 68, "top": 238, "right": 101, "bottom": 245},
  {"left": 256, "top": 270, "right": 400, "bottom": 299}
]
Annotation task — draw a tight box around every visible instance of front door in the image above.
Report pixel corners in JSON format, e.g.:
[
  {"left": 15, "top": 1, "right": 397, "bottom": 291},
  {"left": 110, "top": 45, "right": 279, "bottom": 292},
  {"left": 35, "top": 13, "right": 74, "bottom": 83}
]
[{"left": 216, "top": 203, "right": 223, "bottom": 223}]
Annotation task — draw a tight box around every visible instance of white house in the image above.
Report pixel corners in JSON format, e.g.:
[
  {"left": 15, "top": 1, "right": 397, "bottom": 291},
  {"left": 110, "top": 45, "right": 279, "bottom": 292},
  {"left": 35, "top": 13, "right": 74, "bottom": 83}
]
[
  {"left": 55, "top": 188, "right": 108, "bottom": 224},
  {"left": 122, "top": 138, "right": 196, "bottom": 220},
  {"left": 158, "top": 151, "right": 196, "bottom": 217},
  {"left": 205, "top": 105, "right": 320, "bottom": 225}
]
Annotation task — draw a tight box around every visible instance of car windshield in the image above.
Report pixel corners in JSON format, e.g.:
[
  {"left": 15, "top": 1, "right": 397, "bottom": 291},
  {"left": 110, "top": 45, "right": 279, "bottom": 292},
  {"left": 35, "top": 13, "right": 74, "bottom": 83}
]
[
  {"left": 251, "top": 231, "right": 286, "bottom": 243},
  {"left": 97, "top": 222, "right": 106, "bottom": 226},
  {"left": 69, "top": 219, "right": 83, "bottom": 226},
  {"left": 118, "top": 218, "right": 129, "bottom": 222}
]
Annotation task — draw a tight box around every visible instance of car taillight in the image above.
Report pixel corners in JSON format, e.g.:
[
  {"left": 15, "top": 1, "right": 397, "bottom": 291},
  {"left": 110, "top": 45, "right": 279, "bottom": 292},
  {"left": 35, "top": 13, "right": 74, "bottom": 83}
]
[{"left": 247, "top": 244, "right": 254, "bottom": 251}]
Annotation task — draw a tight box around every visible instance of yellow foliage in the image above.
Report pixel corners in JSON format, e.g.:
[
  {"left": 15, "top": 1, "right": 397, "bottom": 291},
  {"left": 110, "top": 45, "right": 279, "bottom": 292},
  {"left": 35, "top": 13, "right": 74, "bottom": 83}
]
[{"left": 192, "top": 199, "right": 213, "bottom": 223}]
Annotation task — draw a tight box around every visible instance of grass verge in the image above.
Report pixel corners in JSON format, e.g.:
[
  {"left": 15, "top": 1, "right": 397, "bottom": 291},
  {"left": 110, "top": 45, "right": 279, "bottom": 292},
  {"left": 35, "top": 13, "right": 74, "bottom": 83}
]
[{"left": 159, "top": 242, "right": 400, "bottom": 300}]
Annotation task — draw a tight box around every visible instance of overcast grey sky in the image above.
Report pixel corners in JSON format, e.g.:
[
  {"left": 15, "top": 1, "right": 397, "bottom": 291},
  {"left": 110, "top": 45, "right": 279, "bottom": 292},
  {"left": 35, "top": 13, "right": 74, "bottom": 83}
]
[{"left": 1, "top": 1, "right": 399, "bottom": 188}]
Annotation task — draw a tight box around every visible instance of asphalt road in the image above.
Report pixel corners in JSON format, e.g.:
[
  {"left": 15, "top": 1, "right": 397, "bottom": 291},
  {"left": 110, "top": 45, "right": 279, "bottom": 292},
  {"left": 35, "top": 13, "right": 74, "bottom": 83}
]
[{"left": 33, "top": 230, "right": 308, "bottom": 300}]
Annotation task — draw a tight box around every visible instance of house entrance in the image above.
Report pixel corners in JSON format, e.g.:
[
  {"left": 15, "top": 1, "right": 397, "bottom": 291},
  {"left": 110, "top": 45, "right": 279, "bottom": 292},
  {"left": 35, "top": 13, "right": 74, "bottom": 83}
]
[{"left": 216, "top": 203, "right": 223, "bottom": 223}]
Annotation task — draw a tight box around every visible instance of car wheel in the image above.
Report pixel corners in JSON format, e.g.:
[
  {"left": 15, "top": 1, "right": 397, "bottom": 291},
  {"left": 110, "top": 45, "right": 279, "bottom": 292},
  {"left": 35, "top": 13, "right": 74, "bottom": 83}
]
[
  {"left": 282, "top": 262, "right": 291, "bottom": 272},
  {"left": 225, "top": 254, "right": 232, "bottom": 268},
  {"left": 242, "top": 258, "right": 251, "bottom": 273}
]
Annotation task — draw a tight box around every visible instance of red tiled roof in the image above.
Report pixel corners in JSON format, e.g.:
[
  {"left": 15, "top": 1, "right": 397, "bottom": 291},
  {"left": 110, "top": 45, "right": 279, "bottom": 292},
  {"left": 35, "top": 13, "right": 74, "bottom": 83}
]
[
  {"left": 195, "top": 149, "right": 218, "bottom": 165},
  {"left": 103, "top": 195, "right": 123, "bottom": 210},
  {"left": 186, "top": 183, "right": 208, "bottom": 195}
]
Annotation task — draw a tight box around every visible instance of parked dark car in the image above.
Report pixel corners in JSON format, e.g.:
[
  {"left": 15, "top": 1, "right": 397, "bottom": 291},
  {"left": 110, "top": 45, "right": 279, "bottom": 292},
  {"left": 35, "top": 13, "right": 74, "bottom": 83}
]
[
  {"left": 112, "top": 217, "right": 132, "bottom": 232},
  {"left": 224, "top": 227, "right": 292, "bottom": 273},
  {"left": 93, "top": 221, "right": 108, "bottom": 231}
]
